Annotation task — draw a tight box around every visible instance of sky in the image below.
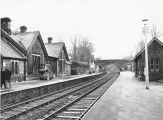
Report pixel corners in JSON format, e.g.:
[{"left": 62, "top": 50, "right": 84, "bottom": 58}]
[{"left": 1, "top": 0, "right": 163, "bottom": 59}]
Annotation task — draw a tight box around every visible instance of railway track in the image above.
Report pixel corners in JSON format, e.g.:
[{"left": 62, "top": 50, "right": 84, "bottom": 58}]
[
  {"left": 0, "top": 72, "right": 119, "bottom": 120},
  {"left": 0, "top": 74, "right": 106, "bottom": 120},
  {"left": 38, "top": 72, "right": 119, "bottom": 120}
]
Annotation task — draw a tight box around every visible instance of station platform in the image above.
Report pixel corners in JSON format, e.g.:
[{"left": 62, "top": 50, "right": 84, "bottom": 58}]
[
  {"left": 0, "top": 74, "right": 93, "bottom": 93},
  {"left": 0, "top": 73, "right": 104, "bottom": 107},
  {"left": 82, "top": 71, "right": 163, "bottom": 120}
]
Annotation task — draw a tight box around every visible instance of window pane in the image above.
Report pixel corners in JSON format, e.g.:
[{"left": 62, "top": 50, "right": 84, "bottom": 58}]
[
  {"left": 17, "top": 62, "right": 18, "bottom": 74},
  {"left": 15, "top": 62, "right": 17, "bottom": 74},
  {"left": 151, "top": 58, "right": 154, "bottom": 64},
  {"left": 38, "top": 57, "right": 40, "bottom": 70},
  {"left": 155, "top": 58, "right": 159, "bottom": 71},
  {"left": 150, "top": 58, "right": 154, "bottom": 71},
  {"left": 12, "top": 62, "right": 14, "bottom": 74},
  {"left": 156, "top": 65, "right": 159, "bottom": 69},
  {"left": 156, "top": 58, "right": 159, "bottom": 64}
]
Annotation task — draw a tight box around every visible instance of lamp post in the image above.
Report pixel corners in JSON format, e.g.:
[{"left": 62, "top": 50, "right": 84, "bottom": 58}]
[{"left": 142, "top": 19, "right": 149, "bottom": 89}]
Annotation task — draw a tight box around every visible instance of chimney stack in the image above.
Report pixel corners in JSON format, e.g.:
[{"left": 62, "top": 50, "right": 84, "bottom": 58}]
[
  {"left": 1, "top": 17, "right": 12, "bottom": 35},
  {"left": 48, "top": 37, "right": 53, "bottom": 44},
  {"left": 20, "top": 26, "right": 27, "bottom": 33}
]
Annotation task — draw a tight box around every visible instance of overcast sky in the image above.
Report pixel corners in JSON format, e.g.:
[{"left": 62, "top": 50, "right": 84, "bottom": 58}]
[{"left": 1, "top": 0, "right": 163, "bottom": 59}]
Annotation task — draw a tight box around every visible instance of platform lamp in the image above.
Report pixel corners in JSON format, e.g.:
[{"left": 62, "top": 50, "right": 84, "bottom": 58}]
[{"left": 142, "top": 19, "right": 149, "bottom": 89}]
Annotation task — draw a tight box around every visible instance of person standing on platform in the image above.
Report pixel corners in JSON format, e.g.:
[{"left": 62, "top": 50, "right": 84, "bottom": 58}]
[
  {"left": 1, "top": 67, "right": 5, "bottom": 88},
  {"left": 2, "top": 64, "right": 12, "bottom": 89}
]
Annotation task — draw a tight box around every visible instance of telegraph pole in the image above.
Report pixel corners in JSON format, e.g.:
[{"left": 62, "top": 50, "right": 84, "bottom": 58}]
[{"left": 142, "top": 19, "right": 149, "bottom": 89}]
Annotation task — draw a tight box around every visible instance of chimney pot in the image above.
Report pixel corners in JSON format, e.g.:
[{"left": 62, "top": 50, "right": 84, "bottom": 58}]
[
  {"left": 48, "top": 37, "right": 53, "bottom": 43},
  {"left": 20, "top": 26, "right": 27, "bottom": 33},
  {"left": 1, "top": 17, "right": 12, "bottom": 35}
]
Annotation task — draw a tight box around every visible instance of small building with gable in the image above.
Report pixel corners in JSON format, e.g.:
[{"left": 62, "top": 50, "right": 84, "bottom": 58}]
[
  {"left": 45, "top": 38, "right": 71, "bottom": 76},
  {"left": 11, "top": 27, "right": 48, "bottom": 80},
  {"left": 133, "top": 37, "right": 163, "bottom": 81}
]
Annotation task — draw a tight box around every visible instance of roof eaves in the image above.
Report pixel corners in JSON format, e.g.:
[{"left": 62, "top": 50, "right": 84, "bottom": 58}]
[
  {"left": 153, "top": 37, "right": 163, "bottom": 46},
  {"left": 26, "top": 31, "right": 39, "bottom": 51},
  {"left": 1, "top": 29, "right": 27, "bottom": 55},
  {"left": 45, "top": 45, "right": 58, "bottom": 58},
  {"left": 37, "top": 32, "right": 49, "bottom": 57},
  {"left": 1, "top": 37, "right": 26, "bottom": 60},
  {"left": 134, "top": 37, "right": 163, "bottom": 61}
]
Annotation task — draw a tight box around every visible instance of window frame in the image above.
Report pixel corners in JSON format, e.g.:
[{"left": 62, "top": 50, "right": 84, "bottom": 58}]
[
  {"left": 11, "top": 60, "right": 19, "bottom": 75},
  {"left": 150, "top": 58, "right": 154, "bottom": 72},
  {"left": 155, "top": 58, "right": 159, "bottom": 72},
  {"left": 31, "top": 54, "right": 41, "bottom": 74}
]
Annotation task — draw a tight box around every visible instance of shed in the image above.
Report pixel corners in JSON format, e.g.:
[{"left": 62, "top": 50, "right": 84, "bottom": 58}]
[
  {"left": 45, "top": 42, "right": 71, "bottom": 76},
  {"left": 133, "top": 37, "right": 163, "bottom": 81}
]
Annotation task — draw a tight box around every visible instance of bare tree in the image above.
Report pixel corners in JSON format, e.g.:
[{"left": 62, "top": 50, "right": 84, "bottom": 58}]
[
  {"left": 134, "top": 38, "right": 145, "bottom": 55},
  {"left": 150, "top": 24, "right": 162, "bottom": 38},
  {"left": 138, "top": 39, "right": 145, "bottom": 51},
  {"left": 69, "top": 36, "right": 78, "bottom": 61},
  {"left": 70, "top": 35, "right": 94, "bottom": 62},
  {"left": 134, "top": 24, "right": 162, "bottom": 56}
]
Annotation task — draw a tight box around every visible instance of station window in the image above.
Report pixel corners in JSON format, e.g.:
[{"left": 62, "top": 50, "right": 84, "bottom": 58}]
[
  {"left": 150, "top": 58, "right": 154, "bottom": 72},
  {"left": 155, "top": 58, "right": 159, "bottom": 72},
  {"left": 32, "top": 55, "right": 40, "bottom": 74},
  {"left": 11, "top": 61, "right": 19, "bottom": 75}
]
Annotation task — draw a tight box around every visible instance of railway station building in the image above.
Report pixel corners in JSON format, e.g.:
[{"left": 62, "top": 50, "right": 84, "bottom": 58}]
[
  {"left": 1, "top": 17, "right": 72, "bottom": 81},
  {"left": 45, "top": 38, "right": 71, "bottom": 76},
  {"left": 133, "top": 37, "right": 163, "bottom": 81},
  {"left": 11, "top": 26, "right": 49, "bottom": 80},
  {"left": 1, "top": 17, "right": 27, "bottom": 82}
]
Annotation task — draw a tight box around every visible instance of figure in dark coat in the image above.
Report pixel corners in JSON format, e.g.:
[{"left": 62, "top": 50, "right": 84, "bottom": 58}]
[
  {"left": 1, "top": 69, "right": 5, "bottom": 88},
  {"left": 1, "top": 68, "right": 11, "bottom": 89}
]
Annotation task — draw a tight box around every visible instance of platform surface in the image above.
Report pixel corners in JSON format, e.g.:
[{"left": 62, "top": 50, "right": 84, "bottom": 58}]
[
  {"left": 0, "top": 74, "right": 97, "bottom": 94},
  {"left": 82, "top": 71, "right": 163, "bottom": 120}
]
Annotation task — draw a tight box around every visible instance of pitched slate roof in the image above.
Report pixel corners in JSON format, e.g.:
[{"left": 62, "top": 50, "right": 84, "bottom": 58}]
[
  {"left": 45, "top": 42, "right": 69, "bottom": 60},
  {"left": 1, "top": 30, "right": 27, "bottom": 56},
  {"left": 133, "top": 37, "right": 163, "bottom": 61},
  {"left": 11, "top": 31, "right": 48, "bottom": 57},
  {"left": 45, "top": 45, "right": 58, "bottom": 58},
  {"left": 11, "top": 31, "right": 39, "bottom": 50},
  {"left": 1, "top": 36, "right": 26, "bottom": 60}
]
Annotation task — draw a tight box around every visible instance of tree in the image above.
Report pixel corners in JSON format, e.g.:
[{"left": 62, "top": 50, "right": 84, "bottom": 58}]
[
  {"left": 70, "top": 36, "right": 78, "bottom": 61},
  {"left": 150, "top": 24, "right": 162, "bottom": 38},
  {"left": 134, "top": 24, "right": 162, "bottom": 56},
  {"left": 137, "top": 39, "right": 145, "bottom": 53},
  {"left": 70, "top": 35, "right": 94, "bottom": 62},
  {"left": 133, "top": 37, "right": 145, "bottom": 56}
]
